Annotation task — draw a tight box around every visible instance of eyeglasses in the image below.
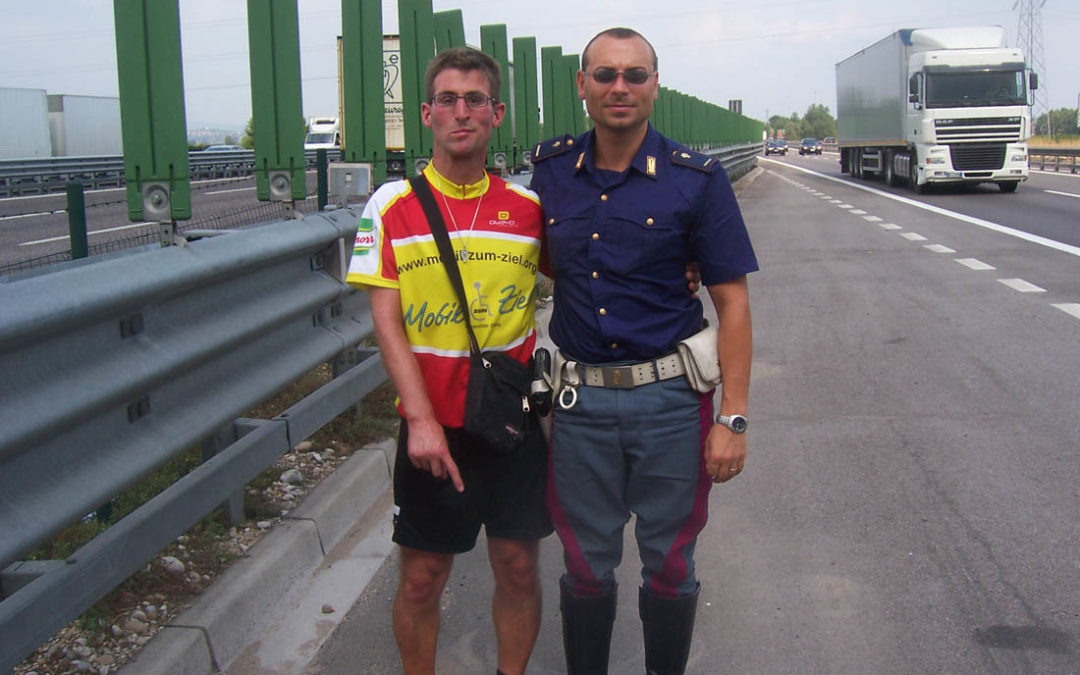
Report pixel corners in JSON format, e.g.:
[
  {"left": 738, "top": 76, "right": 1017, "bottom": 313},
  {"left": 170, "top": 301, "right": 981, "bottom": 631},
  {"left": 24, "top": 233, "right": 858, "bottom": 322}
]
[
  {"left": 585, "top": 67, "right": 654, "bottom": 86},
  {"left": 430, "top": 92, "right": 496, "bottom": 108}
]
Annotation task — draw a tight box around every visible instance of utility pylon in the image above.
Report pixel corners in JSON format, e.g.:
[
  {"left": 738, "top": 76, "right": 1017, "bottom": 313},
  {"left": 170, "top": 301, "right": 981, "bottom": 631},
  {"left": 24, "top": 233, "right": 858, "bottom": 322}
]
[{"left": 1014, "top": 0, "right": 1051, "bottom": 137}]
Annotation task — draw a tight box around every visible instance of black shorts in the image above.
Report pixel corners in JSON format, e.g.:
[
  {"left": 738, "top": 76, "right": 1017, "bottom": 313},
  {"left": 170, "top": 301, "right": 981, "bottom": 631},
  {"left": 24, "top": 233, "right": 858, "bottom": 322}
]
[{"left": 392, "top": 419, "right": 553, "bottom": 554}]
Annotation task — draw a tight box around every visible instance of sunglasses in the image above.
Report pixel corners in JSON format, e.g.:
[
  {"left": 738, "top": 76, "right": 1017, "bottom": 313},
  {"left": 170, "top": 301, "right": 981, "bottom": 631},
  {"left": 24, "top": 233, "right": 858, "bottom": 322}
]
[
  {"left": 585, "top": 67, "right": 654, "bottom": 86},
  {"left": 430, "top": 91, "right": 496, "bottom": 108}
]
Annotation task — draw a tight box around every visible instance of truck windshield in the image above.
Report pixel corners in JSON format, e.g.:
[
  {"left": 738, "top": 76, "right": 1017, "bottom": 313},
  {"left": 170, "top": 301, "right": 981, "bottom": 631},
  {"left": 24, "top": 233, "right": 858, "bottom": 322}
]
[
  {"left": 306, "top": 132, "right": 336, "bottom": 144},
  {"left": 925, "top": 70, "right": 1026, "bottom": 108}
]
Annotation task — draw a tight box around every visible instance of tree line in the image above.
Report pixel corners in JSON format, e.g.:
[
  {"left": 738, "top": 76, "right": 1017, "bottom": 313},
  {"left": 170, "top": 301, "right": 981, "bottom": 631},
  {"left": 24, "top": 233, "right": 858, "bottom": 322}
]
[{"left": 768, "top": 104, "right": 837, "bottom": 141}]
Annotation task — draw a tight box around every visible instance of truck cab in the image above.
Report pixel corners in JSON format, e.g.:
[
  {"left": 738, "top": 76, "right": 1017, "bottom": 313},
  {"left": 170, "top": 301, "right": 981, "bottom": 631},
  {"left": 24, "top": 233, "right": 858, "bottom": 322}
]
[{"left": 304, "top": 117, "right": 341, "bottom": 151}]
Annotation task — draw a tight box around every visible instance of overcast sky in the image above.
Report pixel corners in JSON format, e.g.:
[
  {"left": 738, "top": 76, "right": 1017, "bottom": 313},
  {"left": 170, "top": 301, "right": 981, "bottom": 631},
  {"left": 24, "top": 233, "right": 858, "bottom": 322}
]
[{"left": 1, "top": 0, "right": 1077, "bottom": 131}]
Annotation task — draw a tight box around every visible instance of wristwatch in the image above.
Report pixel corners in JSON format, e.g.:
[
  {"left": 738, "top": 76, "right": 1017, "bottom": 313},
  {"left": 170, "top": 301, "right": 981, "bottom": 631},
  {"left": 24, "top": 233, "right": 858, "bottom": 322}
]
[{"left": 715, "top": 414, "right": 748, "bottom": 434}]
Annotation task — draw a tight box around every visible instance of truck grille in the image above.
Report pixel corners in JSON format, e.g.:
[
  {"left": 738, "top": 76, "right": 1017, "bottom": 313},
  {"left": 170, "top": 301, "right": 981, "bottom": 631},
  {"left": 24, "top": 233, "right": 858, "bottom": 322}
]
[
  {"left": 949, "top": 143, "right": 1006, "bottom": 171},
  {"left": 934, "top": 117, "right": 1022, "bottom": 143}
]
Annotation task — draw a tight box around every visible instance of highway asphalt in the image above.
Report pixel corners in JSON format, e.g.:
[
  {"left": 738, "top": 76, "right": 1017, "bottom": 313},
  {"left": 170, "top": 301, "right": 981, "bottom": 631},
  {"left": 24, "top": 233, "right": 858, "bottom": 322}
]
[{"left": 119, "top": 162, "right": 1080, "bottom": 674}]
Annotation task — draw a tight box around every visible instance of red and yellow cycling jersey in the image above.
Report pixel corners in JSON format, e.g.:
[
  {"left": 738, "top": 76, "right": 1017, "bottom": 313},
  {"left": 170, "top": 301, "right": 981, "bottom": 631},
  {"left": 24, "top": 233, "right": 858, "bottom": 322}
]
[{"left": 346, "top": 163, "right": 542, "bottom": 427}]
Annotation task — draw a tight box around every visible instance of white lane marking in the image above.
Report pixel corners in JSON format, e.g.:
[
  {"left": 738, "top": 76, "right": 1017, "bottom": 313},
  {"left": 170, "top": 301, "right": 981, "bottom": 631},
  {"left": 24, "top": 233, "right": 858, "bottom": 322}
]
[
  {"left": 1044, "top": 189, "right": 1080, "bottom": 200},
  {"left": 850, "top": 209, "right": 867, "bottom": 215},
  {"left": 20, "top": 221, "right": 155, "bottom": 246},
  {"left": 829, "top": 199, "right": 842, "bottom": 204},
  {"left": 206, "top": 187, "right": 255, "bottom": 195},
  {"left": 956, "top": 258, "right": 996, "bottom": 271},
  {"left": 1, "top": 210, "right": 58, "bottom": 221},
  {"left": 880, "top": 223, "right": 902, "bottom": 230},
  {"left": 863, "top": 215, "right": 883, "bottom": 222},
  {"left": 760, "top": 157, "right": 1080, "bottom": 258},
  {"left": 838, "top": 204, "right": 853, "bottom": 209},
  {"left": 901, "top": 232, "right": 928, "bottom": 241},
  {"left": 998, "top": 278, "right": 1046, "bottom": 293},
  {"left": 925, "top": 244, "right": 957, "bottom": 253},
  {"left": 1053, "top": 303, "right": 1080, "bottom": 319}
]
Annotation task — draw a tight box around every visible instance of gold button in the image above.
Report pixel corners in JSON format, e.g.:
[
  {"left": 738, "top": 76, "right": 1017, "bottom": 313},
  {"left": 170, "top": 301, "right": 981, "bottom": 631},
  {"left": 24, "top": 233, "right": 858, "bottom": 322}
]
[
  {"left": 591, "top": 271, "right": 599, "bottom": 279},
  {"left": 567, "top": 138, "right": 574, "bottom": 145},
  {"left": 592, "top": 232, "right": 600, "bottom": 240},
  {"left": 646, "top": 217, "right": 654, "bottom": 225},
  {"left": 599, "top": 308, "right": 607, "bottom": 316},
  {"left": 610, "top": 343, "right": 618, "bottom": 349},
  {"left": 600, "top": 194, "right": 608, "bottom": 202},
  {"left": 548, "top": 218, "right": 555, "bottom": 225}
]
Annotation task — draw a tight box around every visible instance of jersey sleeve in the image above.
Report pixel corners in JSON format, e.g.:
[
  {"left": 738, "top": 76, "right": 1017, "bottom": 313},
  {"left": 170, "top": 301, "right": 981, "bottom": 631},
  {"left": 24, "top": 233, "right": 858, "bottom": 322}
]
[{"left": 346, "top": 181, "right": 410, "bottom": 290}]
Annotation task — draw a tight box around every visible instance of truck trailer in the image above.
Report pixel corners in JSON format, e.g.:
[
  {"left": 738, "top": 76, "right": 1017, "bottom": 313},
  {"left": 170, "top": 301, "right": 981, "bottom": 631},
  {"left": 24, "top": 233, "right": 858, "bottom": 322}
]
[{"left": 835, "top": 26, "right": 1036, "bottom": 193}]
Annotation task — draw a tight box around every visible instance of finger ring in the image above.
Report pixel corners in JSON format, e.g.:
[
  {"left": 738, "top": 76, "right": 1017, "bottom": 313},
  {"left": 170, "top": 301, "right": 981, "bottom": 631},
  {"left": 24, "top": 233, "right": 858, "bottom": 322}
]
[{"left": 729, "top": 467, "right": 739, "bottom": 472}]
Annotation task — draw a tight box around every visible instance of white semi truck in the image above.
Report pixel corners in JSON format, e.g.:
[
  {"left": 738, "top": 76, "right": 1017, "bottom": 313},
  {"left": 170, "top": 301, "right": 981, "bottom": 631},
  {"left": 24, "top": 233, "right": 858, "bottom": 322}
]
[{"left": 836, "top": 26, "right": 1037, "bottom": 193}]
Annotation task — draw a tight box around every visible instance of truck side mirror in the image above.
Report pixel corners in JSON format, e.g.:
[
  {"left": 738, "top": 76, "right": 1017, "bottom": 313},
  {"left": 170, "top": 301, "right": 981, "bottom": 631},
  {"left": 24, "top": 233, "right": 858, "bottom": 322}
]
[{"left": 1029, "top": 72, "right": 1038, "bottom": 91}]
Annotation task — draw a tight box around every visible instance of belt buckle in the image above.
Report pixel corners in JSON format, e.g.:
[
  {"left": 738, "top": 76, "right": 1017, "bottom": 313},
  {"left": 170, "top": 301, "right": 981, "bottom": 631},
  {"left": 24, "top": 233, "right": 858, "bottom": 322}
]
[{"left": 601, "top": 365, "right": 635, "bottom": 389}]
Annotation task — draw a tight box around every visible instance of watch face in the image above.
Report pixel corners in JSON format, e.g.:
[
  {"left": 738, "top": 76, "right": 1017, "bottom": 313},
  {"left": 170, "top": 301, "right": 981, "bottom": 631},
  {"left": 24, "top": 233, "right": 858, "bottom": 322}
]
[{"left": 729, "top": 416, "right": 747, "bottom": 433}]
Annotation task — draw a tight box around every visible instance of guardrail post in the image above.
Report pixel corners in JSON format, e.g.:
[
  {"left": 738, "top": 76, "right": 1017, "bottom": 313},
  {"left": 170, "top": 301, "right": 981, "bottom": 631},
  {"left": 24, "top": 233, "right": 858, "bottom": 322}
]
[
  {"left": 66, "top": 181, "right": 88, "bottom": 260},
  {"left": 201, "top": 423, "right": 251, "bottom": 524},
  {"left": 317, "top": 149, "right": 328, "bottom": 210}
]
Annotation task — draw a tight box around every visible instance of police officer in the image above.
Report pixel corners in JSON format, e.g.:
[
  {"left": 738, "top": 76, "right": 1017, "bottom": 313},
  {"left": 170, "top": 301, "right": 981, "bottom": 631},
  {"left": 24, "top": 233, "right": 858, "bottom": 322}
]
[{"left": 530, "top": 27, "right": 758, "bottom": 675}]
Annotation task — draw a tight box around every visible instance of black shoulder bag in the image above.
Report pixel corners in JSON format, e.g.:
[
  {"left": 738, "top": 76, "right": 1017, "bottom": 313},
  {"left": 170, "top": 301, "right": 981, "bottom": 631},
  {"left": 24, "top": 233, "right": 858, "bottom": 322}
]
[{"left": 408, "top": 175, "right": 533, "bottom": 454}]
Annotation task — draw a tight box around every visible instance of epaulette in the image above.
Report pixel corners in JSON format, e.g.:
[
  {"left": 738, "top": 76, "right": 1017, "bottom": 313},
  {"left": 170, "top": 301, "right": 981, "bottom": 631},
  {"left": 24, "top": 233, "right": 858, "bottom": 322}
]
[
  {"left": 531, "top": 134, "right": 578, "bottom": 163},
  {"left": 670, "top": 147, "right": 718, "bottom": 173}
]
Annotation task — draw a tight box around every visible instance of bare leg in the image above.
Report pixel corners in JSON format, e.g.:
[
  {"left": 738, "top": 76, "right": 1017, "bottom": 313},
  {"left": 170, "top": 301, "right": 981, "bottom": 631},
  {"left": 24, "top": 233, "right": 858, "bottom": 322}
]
[
  {"left": 487, "top": 537, "right": 543, "bottom": 675},
  {"left": 393, "top": 546, "right": 454, "bottom": 675}
]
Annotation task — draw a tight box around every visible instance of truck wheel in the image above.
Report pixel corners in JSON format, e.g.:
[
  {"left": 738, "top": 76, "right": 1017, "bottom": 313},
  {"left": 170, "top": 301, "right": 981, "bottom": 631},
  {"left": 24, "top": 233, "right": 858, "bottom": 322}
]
[
  {"left": 884, "top": 153, "right": 900, "bottom": 187},
  {"left": 909, "top": 155, "right": 926, "bottom": 194},
  {"left": 998, "top": 181, "right": 1019, "bottom": 193}
]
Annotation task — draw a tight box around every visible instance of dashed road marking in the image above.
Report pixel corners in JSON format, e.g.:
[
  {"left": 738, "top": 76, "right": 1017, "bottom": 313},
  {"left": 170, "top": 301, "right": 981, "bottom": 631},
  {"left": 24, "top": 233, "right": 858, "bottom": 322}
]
[
  {"left": 838, "top": 204, "right": 853, "bottom": 209},
  {"left": 760, "top": 157, "right": 1080, "bottom": 258},
  {"left": 998, "top": 278, "right": 1046, "bottom": 293},
  {"left": 901, "top": 232, "right": 928, "bottom": 241},
  {"left": 879, "top": 223, "right": 902, "bottom": 230},
  {"left": 924, "top": 244, "right": 956, "bottom": 253},
  {"left": 1053, "top": 304, "right": 1080, "bottom": 319},
  {"left": 863, "top": 215, "right": 882, "bottom": 222},
  {"left": 955, "top": 258, "right": 996, "bottom": 271}
]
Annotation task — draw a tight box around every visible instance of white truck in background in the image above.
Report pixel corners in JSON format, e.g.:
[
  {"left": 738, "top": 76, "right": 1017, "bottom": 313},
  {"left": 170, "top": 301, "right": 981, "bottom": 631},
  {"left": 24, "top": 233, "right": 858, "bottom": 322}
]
[
  {"left": 836, "top": 26, "right": 1036, "bottom": 193},
  {"left": 304, "top": 116, "right": 341, "bottom": 150}
]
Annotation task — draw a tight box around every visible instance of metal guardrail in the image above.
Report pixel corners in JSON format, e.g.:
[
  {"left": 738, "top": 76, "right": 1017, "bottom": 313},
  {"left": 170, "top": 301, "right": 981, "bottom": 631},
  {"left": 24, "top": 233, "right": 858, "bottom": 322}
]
[
  {"left": 1029, "top": 146, "right": 1080, "bottom": 174},
  {"left": 0, "top": 149, "right": 343, "bottom": 197},
  {"left": 0, "top": 207, "right": 387, "bottom": 670},
  {"left": 705, "top": 141, "right": 762, "bottom": 181}
]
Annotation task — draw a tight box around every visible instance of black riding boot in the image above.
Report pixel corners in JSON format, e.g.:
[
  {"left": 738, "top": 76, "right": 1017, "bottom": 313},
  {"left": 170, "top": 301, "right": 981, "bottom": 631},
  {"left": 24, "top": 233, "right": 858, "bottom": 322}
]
[
  {"left": 639, "top": 583, "right": 700, "bottom": 675},
  {"left": 560, "top": 577, "right": 617, "bottom": 675}
]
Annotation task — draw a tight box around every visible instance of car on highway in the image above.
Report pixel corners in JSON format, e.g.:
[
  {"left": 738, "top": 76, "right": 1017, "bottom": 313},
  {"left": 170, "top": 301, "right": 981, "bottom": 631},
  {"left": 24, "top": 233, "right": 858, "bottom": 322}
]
[
  {"left": 765, "top": 139, "right": 788, "bottom": 155},
  {"left": 203, "top": 144, "right": 245, "bottom": 151},
  {"left": 799, "top": 138, "right": 823, "bottom": 155}
]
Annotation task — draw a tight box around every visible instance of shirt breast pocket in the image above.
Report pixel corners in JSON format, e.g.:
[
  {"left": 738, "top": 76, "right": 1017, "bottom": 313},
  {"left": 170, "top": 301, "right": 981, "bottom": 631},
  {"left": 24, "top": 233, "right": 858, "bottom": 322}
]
[
  {"left": 545, "top": 215, "right": 590, "bottom": 276},
  {"left": 607, "top": 214, "right": 686, "bottom": 276}
]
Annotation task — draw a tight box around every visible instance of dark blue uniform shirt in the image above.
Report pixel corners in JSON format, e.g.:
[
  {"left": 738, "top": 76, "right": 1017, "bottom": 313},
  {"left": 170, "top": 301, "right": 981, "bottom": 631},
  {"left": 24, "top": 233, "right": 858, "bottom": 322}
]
[{"left": 531, "top": 125, "right": 758, "bottom": 364}]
